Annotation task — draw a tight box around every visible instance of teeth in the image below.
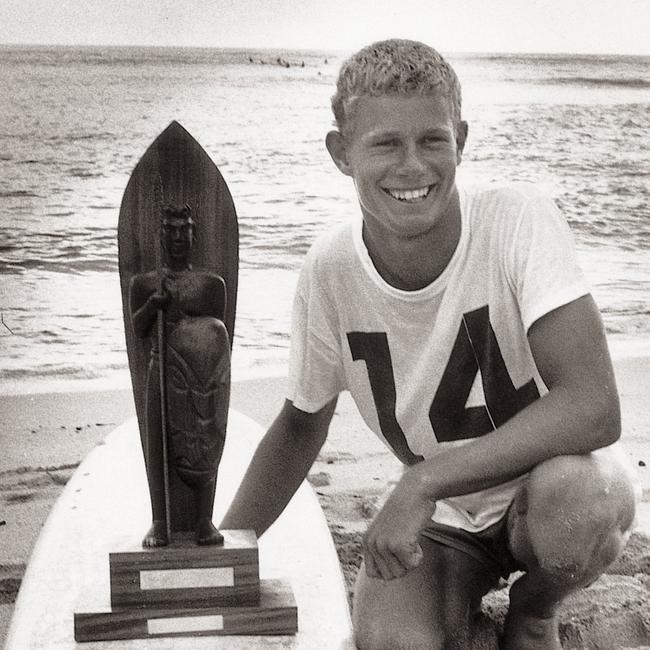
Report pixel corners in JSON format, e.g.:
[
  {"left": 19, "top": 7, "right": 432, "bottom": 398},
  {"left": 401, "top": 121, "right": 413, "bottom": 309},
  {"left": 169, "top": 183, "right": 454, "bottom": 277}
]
[{"left": 386, "top": 186, "right": 432, "bottom": 202}]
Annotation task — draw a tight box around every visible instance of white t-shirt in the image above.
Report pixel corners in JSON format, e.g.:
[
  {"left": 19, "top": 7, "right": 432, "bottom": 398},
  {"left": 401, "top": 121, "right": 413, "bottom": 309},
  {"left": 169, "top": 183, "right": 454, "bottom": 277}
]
[{"left": 287, "top": 183, "right": 590, "bottom": 532}]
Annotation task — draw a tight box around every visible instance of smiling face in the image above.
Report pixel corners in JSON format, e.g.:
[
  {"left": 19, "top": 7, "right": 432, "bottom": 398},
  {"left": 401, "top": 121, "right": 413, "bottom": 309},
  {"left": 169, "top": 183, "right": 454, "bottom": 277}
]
[{"left": 327, "top": 93, "right": 467, "bottom": 245}]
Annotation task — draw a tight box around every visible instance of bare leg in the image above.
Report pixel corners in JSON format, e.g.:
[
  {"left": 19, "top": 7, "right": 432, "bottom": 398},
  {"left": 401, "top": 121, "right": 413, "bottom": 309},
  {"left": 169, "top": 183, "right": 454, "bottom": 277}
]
[
  {"left": 196, "top": 478, "right": 223, "bottom": 545},
  {"left": 143, "top": 520, "right": 168, "bottom": 548},
  {"left": 195, "top": 327, "right": 229, "bottom": 546},
  {"left": 353, "top": 534, "right": 497, "bottom": 650},
  {"left": 504, "top": 447, "right": 637, "bottom": 649}
]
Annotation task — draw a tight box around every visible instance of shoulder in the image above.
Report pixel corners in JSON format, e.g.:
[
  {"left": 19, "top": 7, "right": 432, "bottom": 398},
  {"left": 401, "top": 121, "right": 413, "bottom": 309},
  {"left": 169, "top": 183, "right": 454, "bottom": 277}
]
[
  {"left": 301, "top": 221, "right": 355, "bottom": 278},
  {"left": 464, "top": 181, "right": 553, "bottom": 216},
  {"left": 130, "top": 270, "right": 157, "bottom": 289},
  {"left": 293, "top": 221, "right": 356, "bottom": 307},
  {"left": 462, "top": 181, "right": 562, "bottom": 241},
  {"left": 196, "top": 270, "right": 226, "bottom": 287}
]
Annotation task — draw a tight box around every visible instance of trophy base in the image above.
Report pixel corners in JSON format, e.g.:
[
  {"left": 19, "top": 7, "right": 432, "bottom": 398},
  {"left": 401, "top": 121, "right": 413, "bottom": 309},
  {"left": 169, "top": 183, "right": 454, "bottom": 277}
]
[
  {"left": 74, "top": 578, "right": 297, "bottom": 641},
  {"left": 73, "top": 530, "right": 298, "bottom": 642},
  {"left": 110, "top": 529, "right": 260, "bottom": 609}
]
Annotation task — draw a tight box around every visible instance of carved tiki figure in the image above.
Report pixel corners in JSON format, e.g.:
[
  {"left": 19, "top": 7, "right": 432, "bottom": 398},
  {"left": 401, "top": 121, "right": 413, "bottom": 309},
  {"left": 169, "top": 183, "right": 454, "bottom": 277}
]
[{"left": 129, "top": 205, "right": 230, "bottom": 548}]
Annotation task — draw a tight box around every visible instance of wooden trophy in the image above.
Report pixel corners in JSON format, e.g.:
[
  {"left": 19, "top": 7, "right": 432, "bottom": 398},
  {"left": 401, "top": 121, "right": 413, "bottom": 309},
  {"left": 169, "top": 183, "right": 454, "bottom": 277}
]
[{"left": 73, "top": 121, "right": 297, "bottom": 641}]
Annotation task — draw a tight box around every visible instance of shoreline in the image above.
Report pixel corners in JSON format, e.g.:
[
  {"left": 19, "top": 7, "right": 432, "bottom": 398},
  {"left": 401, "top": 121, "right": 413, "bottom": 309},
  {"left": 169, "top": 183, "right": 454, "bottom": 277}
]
[
  {"left": 2, "top": 332, "right": 649, "bottom": 400},
  {"left": 1, "top": 352, "right": 649, "bottom": 648}
]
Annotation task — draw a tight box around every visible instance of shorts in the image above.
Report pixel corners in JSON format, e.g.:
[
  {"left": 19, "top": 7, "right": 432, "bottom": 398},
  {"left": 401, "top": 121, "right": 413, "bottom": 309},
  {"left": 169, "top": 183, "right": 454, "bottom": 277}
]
[{"left": 421, "top": 510, "right": 526, "bottom": 580}]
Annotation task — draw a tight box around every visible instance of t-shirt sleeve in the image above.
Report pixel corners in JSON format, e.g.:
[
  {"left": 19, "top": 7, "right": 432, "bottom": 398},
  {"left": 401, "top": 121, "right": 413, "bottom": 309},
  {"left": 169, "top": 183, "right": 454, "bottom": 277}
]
[
  {"left": 508, "top": 188, "right": 590, "bottom": 332},
  {"left": 286, "top": 254, "right": 345, "bottom": 412}
]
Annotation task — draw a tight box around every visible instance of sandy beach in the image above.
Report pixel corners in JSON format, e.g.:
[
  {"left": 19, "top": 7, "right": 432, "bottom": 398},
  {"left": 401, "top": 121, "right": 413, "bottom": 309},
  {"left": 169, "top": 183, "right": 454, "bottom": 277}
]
[{"left": 1, "top": 351, "right": 649, "bottom": 649}]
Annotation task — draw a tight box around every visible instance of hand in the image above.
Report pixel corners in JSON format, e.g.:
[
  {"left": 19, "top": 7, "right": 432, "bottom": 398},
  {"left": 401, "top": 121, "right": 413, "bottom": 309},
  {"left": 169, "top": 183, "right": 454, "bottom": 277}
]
[
  {"left": 149, "top": 289, "right": 170, "bottom": 310},
  {"left": 363, "top": 466, "right": 436, "bottom": 580}
]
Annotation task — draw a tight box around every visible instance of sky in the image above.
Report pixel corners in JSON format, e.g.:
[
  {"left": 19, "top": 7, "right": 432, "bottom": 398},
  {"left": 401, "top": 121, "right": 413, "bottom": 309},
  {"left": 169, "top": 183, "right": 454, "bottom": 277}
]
[{"left": 1, "top": 0, "right": 649, "bottom": 55}]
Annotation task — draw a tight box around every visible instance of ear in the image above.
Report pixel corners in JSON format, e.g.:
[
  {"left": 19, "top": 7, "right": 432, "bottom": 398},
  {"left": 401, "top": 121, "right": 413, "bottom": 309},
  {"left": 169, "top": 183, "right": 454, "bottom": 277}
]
[
  {"left": 455, "top": 121, "right": 468, "bottom": 165},
  {"left": 325, "top": 130, "right": 353, "bottom": 177}
]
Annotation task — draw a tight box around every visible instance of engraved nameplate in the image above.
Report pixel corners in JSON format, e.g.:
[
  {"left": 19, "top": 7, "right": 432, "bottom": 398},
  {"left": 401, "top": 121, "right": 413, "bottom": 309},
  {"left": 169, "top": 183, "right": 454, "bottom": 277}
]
[
  {"left": 147, "top": 614, "right": 225, "bottom": 635},
  {"left": 140, "top": 567, "right": 234, "bottom": 590}
]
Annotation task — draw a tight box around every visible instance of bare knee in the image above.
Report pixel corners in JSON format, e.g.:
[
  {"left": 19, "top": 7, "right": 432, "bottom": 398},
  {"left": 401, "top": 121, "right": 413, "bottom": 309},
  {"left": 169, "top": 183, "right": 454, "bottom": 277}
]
[
  {"left": 355, "top": 626, "right": 435, "bottom": 650},
  {"left": 529, "top": 449, "right": 637, "bottom": 537},
  {"left": 353, "top": 592, "right": 468, "bottom": 650},
  {"left": 353, "top": 600, "right": 431, "bottom": 650},
  {"left": 355, "top": 625, "right": 466, "bottom": 650},
  {"left": 354, "top": 608, "right": 471, "bottom": 650},
  {"left": 511, "top": 449, "right": 637, "bottom": 582}
]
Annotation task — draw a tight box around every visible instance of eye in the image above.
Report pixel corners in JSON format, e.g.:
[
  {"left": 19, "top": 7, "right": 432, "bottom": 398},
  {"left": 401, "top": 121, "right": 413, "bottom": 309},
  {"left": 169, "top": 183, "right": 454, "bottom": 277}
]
[
  {"left": 373, "top": 138, "right": 399, "bottom": 148},
  {"left": 422, "top": 136, "right": 445, "bottom": 146}
]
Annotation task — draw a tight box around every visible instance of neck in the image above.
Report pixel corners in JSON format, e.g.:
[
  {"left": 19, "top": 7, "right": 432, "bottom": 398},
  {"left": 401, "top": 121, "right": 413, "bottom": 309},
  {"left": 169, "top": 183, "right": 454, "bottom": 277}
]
[
  {"left": 363, "top": 191, "right": 462, "bottom": 291},
  {"left": 163, "top": 259, "right": 191, "bottom": 273}
]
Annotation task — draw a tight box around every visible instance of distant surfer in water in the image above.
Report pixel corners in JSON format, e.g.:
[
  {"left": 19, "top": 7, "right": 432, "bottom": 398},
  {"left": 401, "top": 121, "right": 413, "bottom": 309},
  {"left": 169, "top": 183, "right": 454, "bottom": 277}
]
[{"left": 129, "top": 204, "right": 230, "bottom": 547}]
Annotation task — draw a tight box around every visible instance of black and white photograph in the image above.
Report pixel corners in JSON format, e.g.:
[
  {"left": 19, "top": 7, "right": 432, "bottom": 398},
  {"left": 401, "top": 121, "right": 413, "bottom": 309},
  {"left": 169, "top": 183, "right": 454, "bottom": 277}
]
[{"left": 1, "top": 1, "right": 649, "bottom": 648}]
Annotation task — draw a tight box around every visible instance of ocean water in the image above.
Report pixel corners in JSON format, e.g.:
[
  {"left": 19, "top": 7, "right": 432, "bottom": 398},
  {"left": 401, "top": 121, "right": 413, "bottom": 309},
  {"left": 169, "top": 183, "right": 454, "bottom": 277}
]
[{"left": 1, "top": 46, "right": 649, "bottom": 392}]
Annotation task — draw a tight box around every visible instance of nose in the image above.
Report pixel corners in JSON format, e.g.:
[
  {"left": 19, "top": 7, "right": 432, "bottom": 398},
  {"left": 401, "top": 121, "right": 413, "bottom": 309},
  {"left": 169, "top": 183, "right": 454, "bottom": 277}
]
[{"left": 398, "top": 142, "right": 427, "bottom": 177}]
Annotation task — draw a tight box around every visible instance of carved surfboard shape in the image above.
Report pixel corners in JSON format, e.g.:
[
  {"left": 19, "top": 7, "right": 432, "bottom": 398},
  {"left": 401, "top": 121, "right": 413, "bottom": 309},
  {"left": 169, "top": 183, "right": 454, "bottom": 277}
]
[{"left": 117, "top": 121, "right": 239, "bottom": 531}]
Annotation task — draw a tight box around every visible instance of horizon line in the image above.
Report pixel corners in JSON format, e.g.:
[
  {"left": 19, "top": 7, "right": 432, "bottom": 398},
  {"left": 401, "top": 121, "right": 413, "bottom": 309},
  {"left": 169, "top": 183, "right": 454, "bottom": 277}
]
[{"left": 0, "top": 41, "right": 649, "bottom": 59}]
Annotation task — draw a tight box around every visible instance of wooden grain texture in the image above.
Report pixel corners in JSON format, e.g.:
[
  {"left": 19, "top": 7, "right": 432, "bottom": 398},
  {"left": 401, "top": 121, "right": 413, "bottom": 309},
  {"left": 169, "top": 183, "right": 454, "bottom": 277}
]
[
  {"left": 117, "top": 120, "right": 239, "bottom": 531},
  {"left": 74, "top": 579, "right": 297, "bottom": 642},
  {"left": 110, "top": 561, "right": 260, "bottom": 609},
  {"left": 109, "top": 528, "right": 259, "bottom": 609}
]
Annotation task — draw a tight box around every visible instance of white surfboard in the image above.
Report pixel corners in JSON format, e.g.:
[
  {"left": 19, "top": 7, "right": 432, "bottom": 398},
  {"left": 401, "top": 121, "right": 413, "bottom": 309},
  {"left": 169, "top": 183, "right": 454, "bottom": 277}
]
[{"left": 5, "top": 409, "right": 355, "bottom": 649}]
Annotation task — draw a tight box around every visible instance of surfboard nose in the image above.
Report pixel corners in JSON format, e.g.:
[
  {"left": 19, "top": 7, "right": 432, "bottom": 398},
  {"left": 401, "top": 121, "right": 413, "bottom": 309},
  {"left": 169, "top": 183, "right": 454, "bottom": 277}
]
[{"left": 162, "top": 119, "right": 190, "bottom": 139}]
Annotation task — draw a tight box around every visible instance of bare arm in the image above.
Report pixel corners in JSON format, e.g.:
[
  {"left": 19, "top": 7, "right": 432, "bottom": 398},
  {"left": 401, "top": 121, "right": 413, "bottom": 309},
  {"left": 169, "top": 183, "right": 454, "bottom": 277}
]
[
  {"left": 220, "top": 397, "right": 337, "bottom": 537},
  {"left": 129, "top": 274, "right": 169, "bottom": 339},
  {"left": 364, "top": 294, "right": 620, "bottom": 579},
  {"left": 211, "top": 275, "right": 226, "bottom": 321},
  {"left": 412, "top": 294, "right": 618, "bottom": 499},
  {"left": 192, "top": 273, "right": 226, "bottom": 321}
]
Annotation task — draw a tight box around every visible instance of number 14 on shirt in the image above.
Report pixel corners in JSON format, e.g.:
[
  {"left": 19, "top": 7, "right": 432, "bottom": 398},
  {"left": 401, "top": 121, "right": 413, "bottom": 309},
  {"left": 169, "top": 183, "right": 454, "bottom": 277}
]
[{"left": 347, "top": 305, "right": 540, "bottom": 465}]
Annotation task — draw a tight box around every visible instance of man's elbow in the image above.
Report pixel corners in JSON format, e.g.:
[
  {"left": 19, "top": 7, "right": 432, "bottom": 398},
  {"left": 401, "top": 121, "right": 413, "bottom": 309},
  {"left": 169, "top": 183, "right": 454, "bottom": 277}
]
[
  {"left": 586, "top": 388, "right": 621, "bottom": 448},
  {"left": 132, "top": 318, "right": 149, "bottom": 339},
  {"left": 274, "top": 399, "right": 334, "bottom": 451}
]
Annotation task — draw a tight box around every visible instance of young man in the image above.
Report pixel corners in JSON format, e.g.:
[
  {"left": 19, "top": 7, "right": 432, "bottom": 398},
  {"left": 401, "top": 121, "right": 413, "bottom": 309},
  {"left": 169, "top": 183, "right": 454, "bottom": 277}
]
[{"left": 221, "top": 40, "right": 637, "bottom": 649}]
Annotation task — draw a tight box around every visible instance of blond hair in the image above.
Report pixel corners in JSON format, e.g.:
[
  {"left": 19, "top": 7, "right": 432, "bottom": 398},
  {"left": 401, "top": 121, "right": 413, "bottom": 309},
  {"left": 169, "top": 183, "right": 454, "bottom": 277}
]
[{"left": 331, "top": 39, "right": 461, "bottom": 134}]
